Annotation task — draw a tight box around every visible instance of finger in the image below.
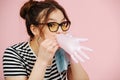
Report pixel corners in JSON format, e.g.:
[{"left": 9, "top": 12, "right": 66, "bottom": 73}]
[
  {"left": 80, "top": 46, "right": 93, "bottom": 52},
  {"left": 52, "top": 41, "right": 59, "bottom": 47},
  {"left": 73, "top": 51, "right": 85, "bottom": 63},
  {"left": 77, "top": 49, "right": 90, "bottom": 60},
  {"left": 77, "top": 38, "right": 88, "bottom": 42},
  {"left": 47, "top": 42, "right": 59, "bottom": 54},
  {"left": 41, "top": 39, "right": 52, "bottom": 46},
  {"left": 48, "top": 41, "right": 59, "bottom": 51},
  {"left": 71, "top": 54, "right": 79, "bottom": 63},
  {"left": 47, "top": 39, "right": 59, "bottom": 47},
  {"left": 47, "top": 40, "right": 53, "bottom": 47},
  {"left": 44, "top": 39, "right": 57, "bottom": 48}
]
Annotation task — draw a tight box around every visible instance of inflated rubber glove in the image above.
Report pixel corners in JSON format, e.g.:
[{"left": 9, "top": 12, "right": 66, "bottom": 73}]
[{"left": 56, "top": 33, "right": 93, "bottom": 63}]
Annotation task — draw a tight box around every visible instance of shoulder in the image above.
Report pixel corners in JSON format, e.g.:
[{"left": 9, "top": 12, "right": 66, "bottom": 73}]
[
  {"left": 5, "top": 42, "right": 28, "bottom": 52},
  {"left": 10, "top": 42, "right": 29, "bottom": 51},
  {"left": 3, "top": 42, "right": 29, "bottom": 58}
]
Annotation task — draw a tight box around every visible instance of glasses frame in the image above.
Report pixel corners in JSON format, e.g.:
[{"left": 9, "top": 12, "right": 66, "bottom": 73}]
[{"left": 38, "top": 21, "right": 71, "bottom": 32}]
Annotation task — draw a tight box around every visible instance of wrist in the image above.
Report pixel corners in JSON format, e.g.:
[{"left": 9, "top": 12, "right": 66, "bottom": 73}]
[{"left": 36, "top": 58, "right": 48, "bottom": 67}]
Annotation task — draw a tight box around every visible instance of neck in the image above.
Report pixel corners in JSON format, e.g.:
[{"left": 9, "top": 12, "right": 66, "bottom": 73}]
[{"left": 29, "top": 38, "right": 41, "bottom": 56}]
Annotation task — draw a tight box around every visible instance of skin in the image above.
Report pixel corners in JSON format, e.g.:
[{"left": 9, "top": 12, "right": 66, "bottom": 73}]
[{"left": 5, "top": 9, "right": 89, "bottom": 80}]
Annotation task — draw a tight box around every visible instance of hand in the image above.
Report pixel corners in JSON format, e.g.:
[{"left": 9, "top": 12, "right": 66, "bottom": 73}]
[
  {"left": 56, "top": 33, "right": 93, "bottom": 63},
  {"left": 37, "top": 39, "right": 59, "bottom": 65}
]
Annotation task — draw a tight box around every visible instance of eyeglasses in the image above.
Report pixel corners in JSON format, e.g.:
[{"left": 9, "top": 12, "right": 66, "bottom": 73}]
[{"left": 38, "top": 21, "right": 71, "bottom": 32}]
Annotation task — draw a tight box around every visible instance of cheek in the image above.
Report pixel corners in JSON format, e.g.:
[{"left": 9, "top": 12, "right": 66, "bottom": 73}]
[{"left": 43, "top": 27, "right": 56, "bottom": 39}]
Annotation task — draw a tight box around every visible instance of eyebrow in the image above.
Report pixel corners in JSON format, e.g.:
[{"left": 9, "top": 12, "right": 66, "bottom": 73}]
[{"left": 47, "top": 17, "right": 66, "bottom": 22}]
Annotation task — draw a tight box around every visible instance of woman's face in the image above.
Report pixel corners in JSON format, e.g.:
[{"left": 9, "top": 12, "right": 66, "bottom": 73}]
[{"left": 42, "top": 9, "right": 68, "bottom": 40}]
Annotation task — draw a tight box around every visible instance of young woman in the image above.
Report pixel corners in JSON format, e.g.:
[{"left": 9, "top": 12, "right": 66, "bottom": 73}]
[{"left": 3, "top": 0, "right": 89, "bottom": 80}]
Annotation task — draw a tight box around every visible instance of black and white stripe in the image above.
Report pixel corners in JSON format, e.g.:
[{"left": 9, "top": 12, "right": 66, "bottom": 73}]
[{"left": 3, "top": 42, "right": 67, "bottom": 80}]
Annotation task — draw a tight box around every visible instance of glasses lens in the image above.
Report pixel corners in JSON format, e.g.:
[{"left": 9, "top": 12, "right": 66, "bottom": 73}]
[
  {"left": 61, "top": 21, "right": 70, "bottom": 31},
  {"left": 47, "top": 22, "right": 58, "bottom": 32},
  {"left": 46, "top": 21, "right": 71, "bottom": 32}
]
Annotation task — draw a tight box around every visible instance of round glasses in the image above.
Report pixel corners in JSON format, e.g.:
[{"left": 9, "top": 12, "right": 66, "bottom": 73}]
[{"left": 38, "top": 21, "right": 71, "bottom": 32}]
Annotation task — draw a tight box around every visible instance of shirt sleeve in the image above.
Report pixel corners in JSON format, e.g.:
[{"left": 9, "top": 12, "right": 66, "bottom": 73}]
[{"left": 2, "top": 47, "right": 27, "bottom": 77}]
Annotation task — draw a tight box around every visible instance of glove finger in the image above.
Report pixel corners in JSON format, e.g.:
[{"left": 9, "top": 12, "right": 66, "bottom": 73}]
[
  {"left": 77, "top": 38, "right": 88, "bottom": 42},
  {"left": 73, "top": 51, "right": 85, "bottom": 63},
  {"left": 71, "top": 54, "right": 79, "bottom": 63},
  {"left": 80, "top": 46, "right": 93, "bottom": 52},
  {"left": 77, "top": 48, "right": 90, "bottom": 60}
]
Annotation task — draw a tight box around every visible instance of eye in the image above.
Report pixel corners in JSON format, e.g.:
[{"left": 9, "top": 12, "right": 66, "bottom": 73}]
[
  {"left": 61, "top": 21, "right": 70, "bottom": 27},
  {"left": 47, "top": 22, "right": 57, "bottom": 27},
  {"left": 47, "top": 23, "right": 53, "bottom": 27},
  {"left": 60, "top": 21, "right": 71, "bottom": 31}
]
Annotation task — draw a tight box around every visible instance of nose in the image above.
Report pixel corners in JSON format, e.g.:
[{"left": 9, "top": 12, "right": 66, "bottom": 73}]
[{"left": 56, "top": 26, "right": 63, "bottom": 34}]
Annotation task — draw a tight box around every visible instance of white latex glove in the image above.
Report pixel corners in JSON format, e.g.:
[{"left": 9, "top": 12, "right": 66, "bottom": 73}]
[{"left": 56, "top": 33, "right": 93, "bottom": 63}]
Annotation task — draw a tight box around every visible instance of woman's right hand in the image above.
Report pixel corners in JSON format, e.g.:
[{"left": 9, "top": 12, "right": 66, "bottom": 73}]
[{"left": 37, "top": 39, "right": 59, "bottom": 65}]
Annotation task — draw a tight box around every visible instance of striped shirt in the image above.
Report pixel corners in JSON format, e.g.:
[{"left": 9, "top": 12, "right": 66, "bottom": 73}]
[{"left": 3, "top": 42, "right": 68, "bottom": 80}]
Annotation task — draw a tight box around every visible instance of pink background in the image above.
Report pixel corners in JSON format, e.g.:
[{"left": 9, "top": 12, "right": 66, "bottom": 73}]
[{"left": 0, "top": 0, "right": 120, "bottom": 80}]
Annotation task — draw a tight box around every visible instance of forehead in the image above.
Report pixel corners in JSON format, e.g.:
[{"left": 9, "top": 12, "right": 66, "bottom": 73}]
[{"left": 47, "top": 9, "right": 65, "bottom": 22}]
